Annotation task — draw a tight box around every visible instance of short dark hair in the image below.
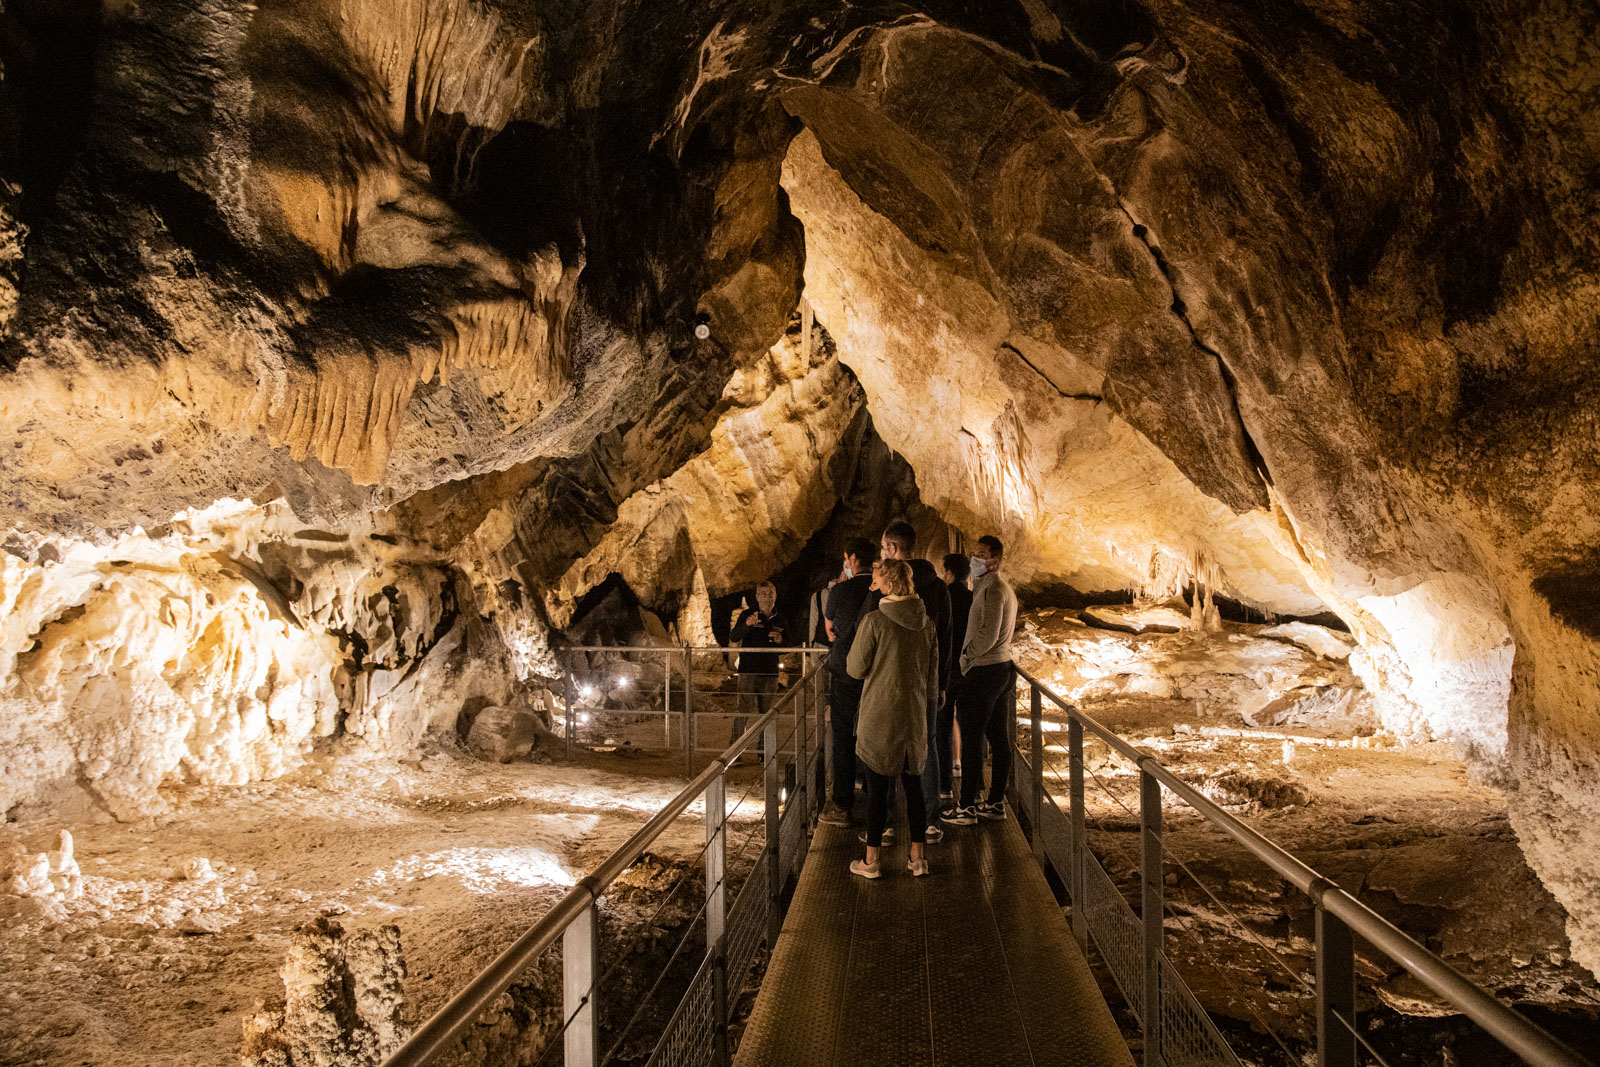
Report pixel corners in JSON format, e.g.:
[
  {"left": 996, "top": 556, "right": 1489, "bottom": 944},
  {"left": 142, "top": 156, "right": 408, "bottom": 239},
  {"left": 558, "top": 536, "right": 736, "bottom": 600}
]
[
  {"left": 844, "top": 537, "right": 879, "bottom": 567},
  {"left": 943, "top": 552, "right": 971, "bottom": 581},
  {"left": 882, "top": 520, "right": 916, "bottom": 555},
  {"left": 978, "top": 534, "right": 1004, "bottom": 560}
]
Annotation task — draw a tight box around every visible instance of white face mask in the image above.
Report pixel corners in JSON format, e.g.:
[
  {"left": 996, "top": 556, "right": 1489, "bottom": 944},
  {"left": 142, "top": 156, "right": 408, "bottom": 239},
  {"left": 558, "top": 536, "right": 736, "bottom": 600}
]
[
  {"left": 842, "top": 562, "right": 854, "bottom": 579},
  {"left": 970, "top": 556, "right": 988, "bottom": 579}
]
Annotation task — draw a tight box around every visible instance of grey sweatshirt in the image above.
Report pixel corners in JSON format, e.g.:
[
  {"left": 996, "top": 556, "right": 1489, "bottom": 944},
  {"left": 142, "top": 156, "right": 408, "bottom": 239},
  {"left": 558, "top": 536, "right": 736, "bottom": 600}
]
[{"left": 960, "top": 570, "right": 1017, "bottom": 674}]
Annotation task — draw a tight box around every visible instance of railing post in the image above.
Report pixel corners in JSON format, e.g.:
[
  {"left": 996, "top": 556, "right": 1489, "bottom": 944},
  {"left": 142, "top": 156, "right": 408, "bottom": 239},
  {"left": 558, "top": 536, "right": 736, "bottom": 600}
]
[
  {"left": 1069, "top": 719, "right": 1086, "bottom": 949},
  {"left": 1031, "top": 682, "right": 1045, "bottom": 864},
  {"left": 684, "top": 644, "right": 695, "bottom": 777},
  {"left": 795, "top": 667, "right": 809, "bottom": 831},
  {"left": 663, "top": 649, "right": 673, "bottom": 747},
  {"left": 562, "top": 900, "right": 598, "bottom": 1067},
  {"left": 1317, "top": 906, "right": 1357, "bottom": 1067},
  {"left": 563, "top": 673, "right": 575, "bottom": 758},
  {"left": 1141, "top": 767, "right": 1163, "bottom": 1067},
  {"left": 812, "top": 660, "right": 827, "bottom": 822},
  {"left": 706, "top": 770, "right": 729, "bottom": 1067},
  {"left": 765, "top": 717, "right": 782, "bottom": 947}
]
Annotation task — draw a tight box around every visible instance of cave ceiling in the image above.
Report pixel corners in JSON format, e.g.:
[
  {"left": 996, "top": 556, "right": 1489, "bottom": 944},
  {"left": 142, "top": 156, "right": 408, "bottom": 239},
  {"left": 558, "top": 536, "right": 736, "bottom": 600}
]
[{"left": 1, "top": 0, "right": 1599, "bottom": 973}]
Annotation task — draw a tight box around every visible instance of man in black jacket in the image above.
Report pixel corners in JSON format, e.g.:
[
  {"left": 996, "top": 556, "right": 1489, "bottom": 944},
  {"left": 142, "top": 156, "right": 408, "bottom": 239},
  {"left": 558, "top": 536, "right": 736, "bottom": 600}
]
[
  {"left": 730, "top": 581, "right": 787, "bottom": 744},
  {"left": 855, "top": 520, "right": 952, "bottom": 841},
  {"left": 819, "top": 538, "right": 878, "bottom": 825},
  {"left": 939, "top": 552, "right": 974, "bottom": 800}
]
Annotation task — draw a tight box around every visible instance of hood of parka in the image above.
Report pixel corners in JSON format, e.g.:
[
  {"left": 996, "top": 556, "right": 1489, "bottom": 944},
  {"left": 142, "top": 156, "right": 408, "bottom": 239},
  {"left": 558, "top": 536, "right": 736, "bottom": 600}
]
[{"left": 878, "top": 595, "right": 931, "bottom": 632}]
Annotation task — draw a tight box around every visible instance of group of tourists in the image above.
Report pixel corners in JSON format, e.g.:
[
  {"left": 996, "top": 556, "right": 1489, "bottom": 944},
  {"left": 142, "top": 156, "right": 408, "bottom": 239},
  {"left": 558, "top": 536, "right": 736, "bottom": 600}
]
[
  {"left": 725, "top": 519, "right": 1018, "bottom": 878},
  {"left": 820, "top": 521, "right": 1018, "bottom": 879}
]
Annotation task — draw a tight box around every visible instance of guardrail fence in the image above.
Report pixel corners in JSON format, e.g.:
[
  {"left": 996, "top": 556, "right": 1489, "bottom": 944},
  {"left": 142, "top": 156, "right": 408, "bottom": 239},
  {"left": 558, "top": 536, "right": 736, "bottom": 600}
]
[
  {"left": 557, "top": 646, "right": 825, "bottom": 774},
  {"left": 1007, "top": 666, "right": 1593, "bottom": 1067},
  {"left": 384, "top": 659, "right": 828, "bottom": 1067}
]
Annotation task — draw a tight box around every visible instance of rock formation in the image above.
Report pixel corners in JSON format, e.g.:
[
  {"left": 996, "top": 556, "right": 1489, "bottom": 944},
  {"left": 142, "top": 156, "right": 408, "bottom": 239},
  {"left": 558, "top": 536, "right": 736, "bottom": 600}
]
[{"left": 0, "top": 0, "right": 1598, "bottom": 978}]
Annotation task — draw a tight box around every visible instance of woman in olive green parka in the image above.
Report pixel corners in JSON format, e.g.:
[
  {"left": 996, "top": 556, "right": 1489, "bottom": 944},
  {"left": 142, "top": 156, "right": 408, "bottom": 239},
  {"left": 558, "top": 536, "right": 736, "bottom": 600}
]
[{"left": 846, "top": 559, "right": 938, "bottom": 878}]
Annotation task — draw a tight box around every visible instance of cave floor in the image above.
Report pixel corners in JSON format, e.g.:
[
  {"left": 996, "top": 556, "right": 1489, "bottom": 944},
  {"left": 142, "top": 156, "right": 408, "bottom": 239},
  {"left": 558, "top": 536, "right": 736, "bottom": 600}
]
[{"left": 0, "top": 746, "right": 766, "bottom": 1067}]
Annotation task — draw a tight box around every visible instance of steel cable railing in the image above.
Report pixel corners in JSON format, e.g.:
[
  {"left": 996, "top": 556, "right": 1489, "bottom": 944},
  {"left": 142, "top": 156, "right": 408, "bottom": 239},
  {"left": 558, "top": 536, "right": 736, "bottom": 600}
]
[
  {"left": 1008, "top": 666, "right": 1595, "bottom": 1067},
  {"left": 382, "top": 658, "right": 827, "bottom": 1067},
  {"left": 1042, "top": 723, "right": 1313, "bottom": 1060},
  {"left": 558, "top": 645, "right": 824, "bottom": 774}
]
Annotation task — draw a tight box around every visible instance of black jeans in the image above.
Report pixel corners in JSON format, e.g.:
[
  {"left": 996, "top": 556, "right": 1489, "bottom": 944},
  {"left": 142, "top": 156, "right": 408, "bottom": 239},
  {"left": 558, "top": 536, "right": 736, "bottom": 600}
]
[
  {"left": 957, "top": 661, "right": 1016, "bottom": 808},
  {"left": 864, "top": 768, "right": 926, "bottom": 848},
  {"left": 828, "top": 669, "right": 863, "bottom": 809}
]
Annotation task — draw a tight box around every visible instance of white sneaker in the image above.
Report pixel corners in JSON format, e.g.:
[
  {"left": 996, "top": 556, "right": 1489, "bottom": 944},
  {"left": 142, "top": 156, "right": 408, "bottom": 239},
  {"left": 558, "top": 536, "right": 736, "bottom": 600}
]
[
  {"left": 906, "top": 856, "right": 930, "bottom": 877},
  {"left": 849, "top": 859, "right": 882, "bottom": 879},
  {"left": 924, "top": 824, "right": 945, "bottom": 844},
  {"left": 977, "top": 800, "right": 1007, "bottom": 821},
  {"left": 857, "top": 825, "right": 896, "bottom": 845}
]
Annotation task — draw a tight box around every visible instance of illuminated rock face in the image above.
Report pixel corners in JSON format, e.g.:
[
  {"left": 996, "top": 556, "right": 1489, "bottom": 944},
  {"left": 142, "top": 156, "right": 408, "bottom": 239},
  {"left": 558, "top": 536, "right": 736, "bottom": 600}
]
[{"left": 1, "top": 0, "right": 1598, "bottom": 972}]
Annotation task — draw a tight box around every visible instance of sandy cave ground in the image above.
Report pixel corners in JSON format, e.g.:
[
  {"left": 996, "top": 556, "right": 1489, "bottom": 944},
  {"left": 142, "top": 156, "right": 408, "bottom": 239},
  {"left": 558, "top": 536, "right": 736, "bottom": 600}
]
[{"left": 0, "top": 748, "right": 770, "bottom": 1067}]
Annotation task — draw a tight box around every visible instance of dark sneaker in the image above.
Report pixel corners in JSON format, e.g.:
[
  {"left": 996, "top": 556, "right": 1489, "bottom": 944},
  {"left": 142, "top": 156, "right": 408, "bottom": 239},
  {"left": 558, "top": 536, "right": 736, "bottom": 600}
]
[
  {"left": 819, "top": 801, "right": 851, "bottom": 826},
  {"left": 923, "top": 824, "right": 945, "bottom": 844},
  {"left": 977, "top": 800, "right": 1007, "bottom": 821},
  {"left": 857, "top": 825, "right": 896, "bottom": 845},
  {"left": 941, "top": 806, "right": 977, "bottom": 826}
]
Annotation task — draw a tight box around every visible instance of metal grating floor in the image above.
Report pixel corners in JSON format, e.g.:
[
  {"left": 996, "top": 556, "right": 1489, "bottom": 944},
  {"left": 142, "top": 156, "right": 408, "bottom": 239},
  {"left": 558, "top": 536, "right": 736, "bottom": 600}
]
[{"left": 734, "top": 810, "right": 1134, "bottom": 1067}]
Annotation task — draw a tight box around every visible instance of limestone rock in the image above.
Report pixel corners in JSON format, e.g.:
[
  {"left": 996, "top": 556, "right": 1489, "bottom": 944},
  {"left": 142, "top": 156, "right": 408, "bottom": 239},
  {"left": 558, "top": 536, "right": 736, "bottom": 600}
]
[
  {"left": 240, "top": 918, "right": 407, "bottom": 1067},
  {"left": 466, "top": 706, "right": 538, "bottom": 764},
  {"left": 1082, "top": 603, "right": 1194, "bottom": 635},
  {"left": 1260, "top": 623, "right": 1358, "bottom": 663}
]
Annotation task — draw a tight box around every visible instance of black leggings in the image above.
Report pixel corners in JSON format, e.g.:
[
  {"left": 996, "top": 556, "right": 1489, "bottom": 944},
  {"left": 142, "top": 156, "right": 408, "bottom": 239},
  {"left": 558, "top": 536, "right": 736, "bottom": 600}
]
[{"left": 864, "top": 768, "right": 926, "bottom": 848}]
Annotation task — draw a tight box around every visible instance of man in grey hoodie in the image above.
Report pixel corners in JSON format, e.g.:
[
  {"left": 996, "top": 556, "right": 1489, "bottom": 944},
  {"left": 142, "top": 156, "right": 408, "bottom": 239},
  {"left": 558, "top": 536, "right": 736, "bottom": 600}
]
[{"left": 942, "top": 534, "right": 1019, "bottom": 825}]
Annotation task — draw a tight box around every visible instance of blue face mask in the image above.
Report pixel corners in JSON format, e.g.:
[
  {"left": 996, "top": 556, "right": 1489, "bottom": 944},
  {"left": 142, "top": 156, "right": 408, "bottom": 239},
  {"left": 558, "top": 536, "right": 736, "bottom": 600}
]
[
  {"left": 970, "top": 556, "right": 988, "bottom": 579},
  {"left": 842, "top": 562, "right": 854, "bottom": 579}
]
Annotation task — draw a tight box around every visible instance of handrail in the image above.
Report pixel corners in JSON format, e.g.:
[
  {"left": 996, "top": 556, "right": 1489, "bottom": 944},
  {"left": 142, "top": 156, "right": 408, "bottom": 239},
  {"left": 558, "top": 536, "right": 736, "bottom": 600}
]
[
  {"left": 1013, "top": 665, "right": 1594, "bottom": 1067},
  {"left": 560, "top": 645, "right": 826, "bottom": 654},
  {"left": 383, "top": 659, "right": 827, "bottom": 1067}
]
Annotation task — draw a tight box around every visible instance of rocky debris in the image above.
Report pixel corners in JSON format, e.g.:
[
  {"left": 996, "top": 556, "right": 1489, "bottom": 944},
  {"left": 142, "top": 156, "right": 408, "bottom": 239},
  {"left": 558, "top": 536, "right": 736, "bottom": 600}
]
[
  {"left": 1082, "top": 603, "right": 1195, "bottom": 635},
  {"left": 465, "top": 706, "right": 539, "bottom": 764},
  {"left": 240, "top": 918, "right": 408, "bottom": 1067},
  {"left": 2, "top": 829, "right": 82, "bottom": 923},
  {"left": 1244, "top": 685, "right": 1376, "bottom": 734},
  {"left": 176, "top": 910, "right": 224, "bottom": 935},
  {"left": 1201, "top": 768, "right": 1312, "bottom": 810},
  {"left": 1259, "top": 623, "right": 1358, "bottom": 663},
  {"left": 179, "top": 856, "right": 218, "bottom": 883}
]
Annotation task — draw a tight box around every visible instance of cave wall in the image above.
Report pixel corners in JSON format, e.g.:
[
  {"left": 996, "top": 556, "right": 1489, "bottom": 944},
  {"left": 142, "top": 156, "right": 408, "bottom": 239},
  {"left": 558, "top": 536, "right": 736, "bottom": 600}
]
[{"left": 0, "top": 0, "right": 1597, "bottom": 974}]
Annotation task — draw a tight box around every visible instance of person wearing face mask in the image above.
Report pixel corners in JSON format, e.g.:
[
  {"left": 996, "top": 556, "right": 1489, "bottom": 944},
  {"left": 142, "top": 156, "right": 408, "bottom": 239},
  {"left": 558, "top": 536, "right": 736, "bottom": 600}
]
[
  {"left": 941, "top": 534, "right": 1018, "bottom": 826},
  {"left": 818, "top": 537, "right": 879, "bottom": 825},
  {"left": 730, "top": 581, "right": 789, "bottom": 746},
  {"left": 846, "top": 559, "right": 938, "bottom": 878}
]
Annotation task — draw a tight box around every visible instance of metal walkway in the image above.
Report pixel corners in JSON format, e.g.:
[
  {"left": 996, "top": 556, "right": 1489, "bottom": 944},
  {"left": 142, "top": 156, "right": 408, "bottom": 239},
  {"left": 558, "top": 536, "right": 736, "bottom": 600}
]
[{"left": 735, "top": 815, "right": 1134, "bottom": 1067}]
